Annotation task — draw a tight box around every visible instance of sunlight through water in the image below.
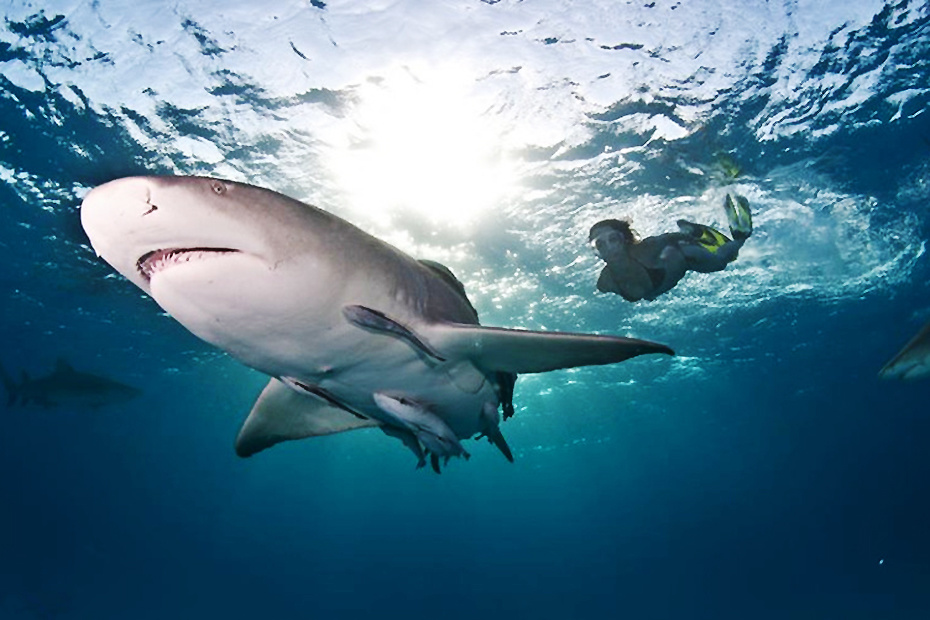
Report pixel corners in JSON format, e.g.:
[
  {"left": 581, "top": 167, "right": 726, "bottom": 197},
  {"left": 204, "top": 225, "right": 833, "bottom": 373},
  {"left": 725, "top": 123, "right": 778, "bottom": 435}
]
[{"left": 327, "top": 63, "right": 518, "bottom": 226}]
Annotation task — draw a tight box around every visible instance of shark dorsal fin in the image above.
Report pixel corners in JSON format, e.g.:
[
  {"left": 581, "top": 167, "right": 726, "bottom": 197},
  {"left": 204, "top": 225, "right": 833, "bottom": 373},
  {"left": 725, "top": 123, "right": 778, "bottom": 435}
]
[
  {"left": 55, "top": 358, "right": 75, "bottom": 373},
  {"left": 418, "top": 259, "right": 479, "bottom": 321}
]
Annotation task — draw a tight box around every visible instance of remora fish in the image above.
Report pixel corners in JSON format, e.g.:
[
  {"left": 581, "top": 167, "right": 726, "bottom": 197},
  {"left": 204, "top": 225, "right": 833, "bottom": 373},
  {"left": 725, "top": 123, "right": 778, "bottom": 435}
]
[
  {"left": 880, "top": 320, "right": 930, "bottom": 380},
  {"left": 81, "top": 176, "right": 673, "bottom": 471},
  {"left": 0, "top": 358, "right": 141, "bottom": 408}
]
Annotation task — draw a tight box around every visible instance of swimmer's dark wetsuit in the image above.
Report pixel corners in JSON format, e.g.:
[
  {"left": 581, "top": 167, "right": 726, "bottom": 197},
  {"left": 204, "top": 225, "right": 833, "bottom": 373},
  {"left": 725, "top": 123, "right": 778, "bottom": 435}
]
[
  {"left": 642, "top": 264, "right": 666, "bottom": 289},
  {"left": 598, "top": 231, "right": 691, "bottom": 301},
  {"left": 598, "top": 258, "right": 667, "bottom": 302}
]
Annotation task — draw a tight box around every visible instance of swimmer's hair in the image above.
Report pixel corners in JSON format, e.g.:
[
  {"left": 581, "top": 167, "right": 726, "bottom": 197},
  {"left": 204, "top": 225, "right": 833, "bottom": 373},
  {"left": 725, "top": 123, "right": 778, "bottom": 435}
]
[{"left": 589, "top": 219, "right": 637, "bottom": 243}]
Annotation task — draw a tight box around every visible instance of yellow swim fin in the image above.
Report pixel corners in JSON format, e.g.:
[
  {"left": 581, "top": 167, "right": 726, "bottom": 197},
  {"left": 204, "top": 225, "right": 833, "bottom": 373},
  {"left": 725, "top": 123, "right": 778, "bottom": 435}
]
[
  {"left": 724, "top": 193, "right": 753, "bottom": 241},
  {"left": 677, "top": 220, "right": 731, "bottom": 254}
]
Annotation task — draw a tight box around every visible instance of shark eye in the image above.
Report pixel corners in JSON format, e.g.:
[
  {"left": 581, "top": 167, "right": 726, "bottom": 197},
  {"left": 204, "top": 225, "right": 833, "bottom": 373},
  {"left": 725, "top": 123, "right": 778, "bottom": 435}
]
[{"left": 211, "top": 180, "right": 227, "bottom": 195}]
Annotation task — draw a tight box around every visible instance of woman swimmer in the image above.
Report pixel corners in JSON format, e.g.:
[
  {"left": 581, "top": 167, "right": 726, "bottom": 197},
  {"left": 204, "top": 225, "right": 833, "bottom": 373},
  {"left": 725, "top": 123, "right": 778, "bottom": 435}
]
[{"left": 589, "top": 194, "right": 752, "bottom": 302}]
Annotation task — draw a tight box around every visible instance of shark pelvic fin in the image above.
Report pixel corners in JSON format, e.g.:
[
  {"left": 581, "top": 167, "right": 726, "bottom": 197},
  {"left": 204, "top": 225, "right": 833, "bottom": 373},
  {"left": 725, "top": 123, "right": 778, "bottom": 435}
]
[
  {"left": 419, "top": 323, "right": 674, "bottom": 374},
  {"left": 485, "top": 425, "right": 514, "bottom": 462},
  {"left": 235, "top": 378, "right": 379, "bottom": 457},
  {"left": 343, "top": 305, "right": 446, "bottom": 362},
  {"left": 481, "top": 403, "right": 514, "bottom": 462}
]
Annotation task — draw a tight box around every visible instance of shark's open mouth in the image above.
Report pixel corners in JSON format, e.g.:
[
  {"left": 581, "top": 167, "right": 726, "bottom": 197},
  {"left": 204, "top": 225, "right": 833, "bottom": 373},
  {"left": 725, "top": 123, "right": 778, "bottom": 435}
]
[{"left": 136, "top": 248, "right": 239, "bottom": 281}]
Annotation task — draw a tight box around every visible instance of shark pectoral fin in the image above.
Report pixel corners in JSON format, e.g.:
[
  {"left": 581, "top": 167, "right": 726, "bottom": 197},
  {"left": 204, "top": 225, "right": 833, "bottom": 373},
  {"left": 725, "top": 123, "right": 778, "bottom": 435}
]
[
  {"left": 420, "top": 323, "right": 674, "bottom": 374},
  {"left": 235, "top": 378, "right": 379, "bottom": 458},
  {"left": 343, "top": 305, "right": 446, "bottom": 362}
]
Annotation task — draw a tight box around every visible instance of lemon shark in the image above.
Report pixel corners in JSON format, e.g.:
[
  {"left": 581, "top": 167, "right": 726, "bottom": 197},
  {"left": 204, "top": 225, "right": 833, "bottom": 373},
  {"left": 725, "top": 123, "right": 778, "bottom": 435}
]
[
  {"left": 880, "top": 320, "right": 930, "bottom": 380},
  {"left": 81, "top": 176, "right": 673, "bottom": 471},
  {"left": 1, "top": 358, "right": 141, "bottom": 408}
]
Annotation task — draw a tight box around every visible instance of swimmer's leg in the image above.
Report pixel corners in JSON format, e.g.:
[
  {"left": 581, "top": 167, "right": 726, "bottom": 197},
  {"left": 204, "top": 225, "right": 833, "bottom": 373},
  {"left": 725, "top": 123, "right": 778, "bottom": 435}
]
[
  {"left": 677, "top": 194, "right": 753, "bottom": 272},
  {"left": 679, "top": 240, "right": 740, "bottom": 272},
  {"left": 676, "top": 220, "right": 736, "bottom": 272}
]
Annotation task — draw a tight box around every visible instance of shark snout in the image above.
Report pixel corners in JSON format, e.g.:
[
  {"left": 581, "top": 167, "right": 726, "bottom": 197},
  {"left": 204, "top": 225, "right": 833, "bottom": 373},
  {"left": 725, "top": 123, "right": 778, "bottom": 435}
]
[
  {"left": 83, "top": 176, "right": 153, "bottom": 211},
  {"left": 81, "top": 177, "right": 155, "bottom": 246},
  {"left": 81, "top": 176, "right": 161, "bottom": 286}
]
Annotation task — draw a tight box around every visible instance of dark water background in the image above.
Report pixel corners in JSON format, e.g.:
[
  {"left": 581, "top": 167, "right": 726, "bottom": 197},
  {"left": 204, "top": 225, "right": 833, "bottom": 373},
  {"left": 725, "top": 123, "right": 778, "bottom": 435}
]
[{"left": 2, "top": 1, "right": 930, "bottom": 618}]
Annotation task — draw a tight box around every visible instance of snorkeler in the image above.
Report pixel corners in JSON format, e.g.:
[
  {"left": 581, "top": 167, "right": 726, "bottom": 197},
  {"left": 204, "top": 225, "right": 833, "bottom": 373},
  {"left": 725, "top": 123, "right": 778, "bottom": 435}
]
[{"left": 589, "top": 193, "right": 752, "bottom": 302}]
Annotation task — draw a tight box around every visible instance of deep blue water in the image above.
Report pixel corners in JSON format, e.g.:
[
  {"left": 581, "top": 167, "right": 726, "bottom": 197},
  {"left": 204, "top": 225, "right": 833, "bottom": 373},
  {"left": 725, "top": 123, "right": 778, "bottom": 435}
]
[{"left": 2, "top": 1, "right": 930, "bottom": 618}]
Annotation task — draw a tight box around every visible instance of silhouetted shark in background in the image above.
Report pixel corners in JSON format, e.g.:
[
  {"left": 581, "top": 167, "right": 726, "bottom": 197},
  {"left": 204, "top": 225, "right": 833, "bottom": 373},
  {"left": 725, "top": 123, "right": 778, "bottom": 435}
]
[{"left": 0, "top": 358, "right": 141, "bottom": 408}]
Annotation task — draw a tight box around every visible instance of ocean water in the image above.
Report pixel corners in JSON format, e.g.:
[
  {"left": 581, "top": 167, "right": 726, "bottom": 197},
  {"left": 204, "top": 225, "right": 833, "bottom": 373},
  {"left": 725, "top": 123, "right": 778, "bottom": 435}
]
[{"left": 2, "top": 0, "right": 930, "bottom": 617}]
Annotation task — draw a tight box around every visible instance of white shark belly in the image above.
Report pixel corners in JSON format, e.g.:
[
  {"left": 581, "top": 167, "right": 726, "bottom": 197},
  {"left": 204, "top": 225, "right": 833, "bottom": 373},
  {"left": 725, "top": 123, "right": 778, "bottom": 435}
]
[{"left": 170, "top": 283, "right": 492, "bottom": 441}]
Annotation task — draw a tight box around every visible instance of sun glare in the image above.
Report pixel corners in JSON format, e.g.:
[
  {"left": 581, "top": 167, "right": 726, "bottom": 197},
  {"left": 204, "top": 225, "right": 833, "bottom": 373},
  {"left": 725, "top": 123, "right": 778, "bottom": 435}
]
[{"left": 328, "top": 65, "right": 516, "bottom": 227}]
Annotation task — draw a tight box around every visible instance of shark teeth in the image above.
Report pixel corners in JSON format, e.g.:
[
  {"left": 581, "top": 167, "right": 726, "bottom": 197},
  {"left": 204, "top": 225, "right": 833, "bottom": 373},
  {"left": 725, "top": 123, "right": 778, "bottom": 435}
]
[{"left": 136, "top": 248, "right": 237, "bottom": 281}]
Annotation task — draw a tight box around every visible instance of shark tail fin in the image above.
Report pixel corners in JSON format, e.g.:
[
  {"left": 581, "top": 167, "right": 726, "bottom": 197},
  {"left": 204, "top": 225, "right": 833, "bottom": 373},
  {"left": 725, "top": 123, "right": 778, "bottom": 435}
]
[{"left": 0, "top": 363, "right": 20, "bottom": 406}]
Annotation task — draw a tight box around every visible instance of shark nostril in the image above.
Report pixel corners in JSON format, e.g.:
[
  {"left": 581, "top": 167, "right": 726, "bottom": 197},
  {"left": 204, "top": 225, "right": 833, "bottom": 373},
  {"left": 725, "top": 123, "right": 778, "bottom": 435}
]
[{"left": 142, "top": 204, "right": 158, "bottom": 216}]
